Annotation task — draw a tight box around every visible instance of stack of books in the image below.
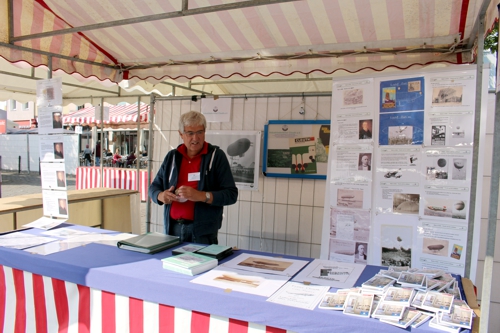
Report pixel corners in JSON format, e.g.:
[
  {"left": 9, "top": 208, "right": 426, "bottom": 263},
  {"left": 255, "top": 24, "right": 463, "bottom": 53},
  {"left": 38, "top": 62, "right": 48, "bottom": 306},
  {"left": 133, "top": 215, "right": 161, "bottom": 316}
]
[
  {"left": 161, "top": 252, "right": 218, "bottom": 276},
  {"left": 172, "top": 243, "right": 234, "bottom": 260}
]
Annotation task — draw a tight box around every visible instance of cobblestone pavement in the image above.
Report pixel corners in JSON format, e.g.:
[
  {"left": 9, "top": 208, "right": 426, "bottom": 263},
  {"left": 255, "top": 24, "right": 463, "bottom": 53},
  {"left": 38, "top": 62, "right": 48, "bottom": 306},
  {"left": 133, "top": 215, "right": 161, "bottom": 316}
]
[{"left": 0, "top": 170, "right": 146, "bottom": 224}]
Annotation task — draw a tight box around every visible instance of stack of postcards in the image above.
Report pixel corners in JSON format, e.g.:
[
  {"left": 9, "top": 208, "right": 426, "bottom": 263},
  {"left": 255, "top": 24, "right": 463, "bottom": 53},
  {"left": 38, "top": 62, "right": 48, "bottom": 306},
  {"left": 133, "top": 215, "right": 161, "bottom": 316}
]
[{"left": 317, "top": 266, "right": 473, "bottom": 331}]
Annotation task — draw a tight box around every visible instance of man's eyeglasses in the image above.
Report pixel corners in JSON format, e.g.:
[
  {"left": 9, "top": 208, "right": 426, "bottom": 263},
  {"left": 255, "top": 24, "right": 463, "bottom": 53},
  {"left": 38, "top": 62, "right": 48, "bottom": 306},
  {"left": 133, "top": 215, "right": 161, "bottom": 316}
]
[{"left": 184, "top": 130, "right": 205, "bottom": 137}]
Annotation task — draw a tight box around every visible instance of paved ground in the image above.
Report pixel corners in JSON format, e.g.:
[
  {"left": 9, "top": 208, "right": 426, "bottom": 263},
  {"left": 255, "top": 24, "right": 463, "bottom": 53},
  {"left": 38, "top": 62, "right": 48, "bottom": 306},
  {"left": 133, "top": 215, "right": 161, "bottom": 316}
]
[{"left": 0, "top": 170, "right": 147, "bottom": 223}]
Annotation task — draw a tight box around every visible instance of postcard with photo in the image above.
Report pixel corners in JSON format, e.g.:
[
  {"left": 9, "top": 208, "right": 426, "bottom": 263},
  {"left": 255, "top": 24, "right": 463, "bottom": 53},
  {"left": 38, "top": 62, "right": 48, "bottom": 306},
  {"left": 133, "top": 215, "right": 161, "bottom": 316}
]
[
  {"left": 380, "top": 307, "right": 422, "bottom": 329},
  {"left": 397, "top": 272, "right": 426, "bottom": 288},
  {"left": 318, "top": 292, "right": 347, "bottom": 310},
  {"left": 371, "top": 301, "right": 406, "bottom": 320},
  {"left": 361, "top": 275, "right": 395, "bottom": 290},
  {"left": 381, "top": 287, "right": 415, "bottom": 305},
  {"left": 411, "top": 311, "right": 433, "bottom": 328},
  {"left": 438, "top": 305, "right": 473, "bottom": 329},
  {"left": 378, "top": 269, "right": 401, "bottom": 280},
  {"left": 429, "top": 317, "right": 461, "bottom": 333},
  {"left": 421, "top": 291, "right": 454, "bottom": 313},
  {"left": 343, "top": 293, "right": 374, "bottom": 318},
  {"left": 410, "top": 290, "right": 427, "bottom": 308},
  {"left": 220, "top": 253, "right": 309, "bottom": 277}
]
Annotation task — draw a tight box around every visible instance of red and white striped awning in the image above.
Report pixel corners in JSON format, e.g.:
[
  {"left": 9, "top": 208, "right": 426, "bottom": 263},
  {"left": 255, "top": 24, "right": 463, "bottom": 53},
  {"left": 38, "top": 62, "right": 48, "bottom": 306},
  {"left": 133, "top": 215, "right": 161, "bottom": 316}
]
[
  {"left": 1, "top": 0, "right": 497, "bottom": 84},
  {"left": 63, "top": 104, "right": 149, "bottom": 127}
]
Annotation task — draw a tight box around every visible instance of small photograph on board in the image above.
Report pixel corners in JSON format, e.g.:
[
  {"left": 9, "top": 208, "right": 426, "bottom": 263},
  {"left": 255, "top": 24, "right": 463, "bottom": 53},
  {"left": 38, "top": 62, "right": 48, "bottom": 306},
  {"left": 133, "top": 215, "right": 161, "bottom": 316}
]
[
  {"left": 431, "top": 125, "right": 446, "bottom": 145},
  {"left": 423, "top": 198, "right": 466, "bottom": 220},
  {"left": 382, "top": 87, "right": 396, "bottom": 109},
  {"left": 354, "top": 242, "right": 367, "bottom": 263},
  {"left": 357, "top": 153, "right": 372, "bottom": 171},
  {"left": 451, "top": 158, "right": 467, "bottom": 180},
  {"left": 422, "top": 237, "right": 449, "bottom": 257},
  {"left": 56, "top": 170, "right": 66, "bottom": 188},
  {"left": 392, "top": 193, "right": 419, "bottom": 214},
  {"left": 343, "top": 88, "right": 364, "bottom": 106},
  {"left": 337, "top": 188, "right": 363, "bottom": 209},
  {"left": 408, "top": 80, "right": 422, "bottom": 92},
  {"left": 53, "top": 142, "right": 64, "bottom": 160},
  {"left": 431, "top": 86, "right": 463, "bottom": 107},
  {"left": 381, "top": 225, "right": 412, "bottom": 267},
  {"left": 358, "top": 119, "right": 373, "bottom": 140},
  {"left": 58, "top": 198, "right": 68, "bottom": 216},
  {"left": 52, "top": 112, "right": 63, "bottom": 129},
  {"left": 289, "top": 137, "right": 317, "bottom": 174},
  {"left": 388, "top": 126, "right": 413, "bottom": 145},
  {"left": 426, "top": 157, "right": 448, "bottom": 180},
  {"left": 450, "top": 244, "right": 463, "bottom": 260}
]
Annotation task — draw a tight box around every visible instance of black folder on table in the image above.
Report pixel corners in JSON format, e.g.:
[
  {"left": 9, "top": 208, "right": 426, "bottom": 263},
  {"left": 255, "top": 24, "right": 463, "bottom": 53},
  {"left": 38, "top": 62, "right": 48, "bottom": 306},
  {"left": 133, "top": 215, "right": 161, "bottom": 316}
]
[{"left": 117, "top": 232, "right": 180, "bottom": 254}]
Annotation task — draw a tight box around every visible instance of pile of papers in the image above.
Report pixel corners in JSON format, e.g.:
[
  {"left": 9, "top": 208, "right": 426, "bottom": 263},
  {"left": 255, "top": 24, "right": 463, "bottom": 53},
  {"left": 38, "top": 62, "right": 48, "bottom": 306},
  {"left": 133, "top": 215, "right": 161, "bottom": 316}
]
[
  {"left": 318, "top": 266, "right": 474, "bottom": 331},
  {"left": 161, "top": 252, "right": 218, "bottom": 276}
]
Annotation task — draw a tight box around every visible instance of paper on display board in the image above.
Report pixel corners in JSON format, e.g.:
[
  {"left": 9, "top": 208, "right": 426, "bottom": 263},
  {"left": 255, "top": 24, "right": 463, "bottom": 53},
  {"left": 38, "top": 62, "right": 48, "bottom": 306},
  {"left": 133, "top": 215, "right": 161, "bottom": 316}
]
[
  {"left": 42, "top": 189, "right": 69, "bottom": 218},
  {"left": 39, "top": 135, "right": 66, "bottom": 162},
  {"left": 291, "top": 259, "right": 365, "bottom": 289},
  {"left": 266, "top": 282, "right": 330, "bottom": 310},
  {"left": 373, "top": 146, "right": 422, "bottom": 214},
  {"left": 36, "top": 77, "right": 62, "bottom": 107},
  {"left": 423, "top": 72, "right": 476, "bottom": 147},
  {"left": 38, "top": 106, "right": 65, "bottom": 134},
  {"left": 201, "top": 97, "right": 231, "bottom": 123},
  {"left": 331, "top": 78, "right": 375, "bottom": 143},
  {"left": 40, "top": 162, "right": 67, "bottom": 190}
]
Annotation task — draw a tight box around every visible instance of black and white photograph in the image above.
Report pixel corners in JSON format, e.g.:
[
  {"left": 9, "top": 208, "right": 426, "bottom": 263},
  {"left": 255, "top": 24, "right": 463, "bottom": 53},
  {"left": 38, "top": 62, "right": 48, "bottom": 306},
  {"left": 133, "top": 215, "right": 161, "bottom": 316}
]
[
  {"left": 388, "top": 126, "right": 413, "bottom": 145},
  {"left": 381, "top": 225, "right": 412, "bottom": 267},
  {"left": 354, "top": 242, "right": 367, "bottom": 263},
  {"left": 343, "top": 88, "right": 364, "bottom": 106},
  {"left": 452, "top": 158, "right": 467, "bottom": 180},
  {"left": 431, "top": 86, "right": 463, "bottom": 106},
  {"left": 431, "top": 125, "right": 446, "bottom": 145},
  {"left": 392, "top": 193, "right": 419, "bottom": 214},
  {"left": 337, "top": 188, "right": 364, "bottom": 209},
  {"left": 206, "top": 130, "right": 260, "bottom": 191},
  {"left": 423, "top": 197, "right": 466, "bottom": 220}
]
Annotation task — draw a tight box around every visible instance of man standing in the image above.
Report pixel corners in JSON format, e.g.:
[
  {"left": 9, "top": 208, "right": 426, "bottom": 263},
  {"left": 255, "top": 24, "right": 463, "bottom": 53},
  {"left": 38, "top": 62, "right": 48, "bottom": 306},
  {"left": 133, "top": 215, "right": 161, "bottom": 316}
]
[
  {"left": 149, "top": 111, "right": 238, "bottom": 245},
  {"left": 95, "top": 141, "right": 101, "bottom": 166}
]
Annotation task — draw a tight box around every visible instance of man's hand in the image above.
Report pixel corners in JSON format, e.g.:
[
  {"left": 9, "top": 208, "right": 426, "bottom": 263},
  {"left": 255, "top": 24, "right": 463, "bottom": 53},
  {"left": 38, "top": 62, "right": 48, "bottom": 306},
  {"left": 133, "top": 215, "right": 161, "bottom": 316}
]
[
  {"left": 175, "top": 186, "right": 206, "bottom": 202},
  {"left": 157, "top": 186, "right": 177, "bottom": 204}
]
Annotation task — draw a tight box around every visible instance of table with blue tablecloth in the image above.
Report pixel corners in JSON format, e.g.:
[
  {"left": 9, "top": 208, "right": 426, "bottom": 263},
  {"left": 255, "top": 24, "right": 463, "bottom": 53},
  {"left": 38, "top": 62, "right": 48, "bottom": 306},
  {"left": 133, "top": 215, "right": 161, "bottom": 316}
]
[{"left": 0, "top": 224, "right": 471, "bottom": 333}]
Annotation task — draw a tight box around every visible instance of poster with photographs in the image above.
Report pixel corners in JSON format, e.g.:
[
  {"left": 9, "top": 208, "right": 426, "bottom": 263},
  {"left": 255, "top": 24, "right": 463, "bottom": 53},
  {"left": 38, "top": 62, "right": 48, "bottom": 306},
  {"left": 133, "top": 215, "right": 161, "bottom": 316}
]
[
  {"left": 330, "top": 207, "right": 371, "bottom": 243},
  {"left": 37, "top": 106, "right": 64, "bottom": 134},
  {"left": 40, "top": 162, "right": 67, "bottom": 190},
  {"left": 380, "top": 77, "right": 425, "bottom": 112},
  {"left": 415, "top": 220, "right": 467, "bottom": 275},
  {"left": 331, "top": 78, "right": 375, "bottom": 143},
  {"left": 263, "top": 120, "right": 330, "bottom": 179},
  {"left": 379, "top": 112, "right": 424, "bottom": 145},
  {"left": 39, "top": 135, "right": 66, "bottom": 162},
  {"left": 422, "top": 148, "right": 472, "bottom": 183},
  {"left": 42, "top": 190, "right": 69, "bottom": 218},
  {"left": 36, "top": 77, "right": 63, "bottom": 107},
  {"left": 205, "top": 130, "right": 260, "bottom": 191}
]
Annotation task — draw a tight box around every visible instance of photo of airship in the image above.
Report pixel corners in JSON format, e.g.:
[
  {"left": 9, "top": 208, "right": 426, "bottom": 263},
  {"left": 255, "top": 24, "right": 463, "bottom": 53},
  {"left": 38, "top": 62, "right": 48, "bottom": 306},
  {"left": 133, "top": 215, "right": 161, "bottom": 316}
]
[
  {"left": 224, "top": 137, "right": 255, "bottom": 184},
  {"left": 427, "top": 205, "right": 447, "bottom": 212},
  {"left": 427, "top": 244, "right": 445, "bottom": 252},
  {"left": 227, "top": 138, "right": 252, "bottom": 161}
]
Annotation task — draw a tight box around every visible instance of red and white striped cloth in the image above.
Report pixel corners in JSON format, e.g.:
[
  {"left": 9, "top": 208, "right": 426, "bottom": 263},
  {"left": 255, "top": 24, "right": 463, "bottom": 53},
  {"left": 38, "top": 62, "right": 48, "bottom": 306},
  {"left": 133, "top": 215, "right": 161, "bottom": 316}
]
[
  {"left": 0, "top": 265, "right": 290, "bottom": 333},
  {"left": 76, "top": 167, "right": 149, "bottom": 202}
]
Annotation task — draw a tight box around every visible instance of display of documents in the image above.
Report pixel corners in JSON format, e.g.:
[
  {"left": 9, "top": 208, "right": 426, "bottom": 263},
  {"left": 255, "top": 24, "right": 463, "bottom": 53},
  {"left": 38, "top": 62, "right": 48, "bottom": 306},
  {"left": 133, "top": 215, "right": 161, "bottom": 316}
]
[
  {"left": 162, "top": 252, "right": 217, "bottom": 276},
  {"left": 266, "top": 282, "right": 330, "bottom": 310},
  {"left": 318, "top": 288, "right": 360, "bottom": 310},
  {"left": 343, "top": 293, "right": 374, "bottom": 317},
  {"left": 172, "top": 243, "right": 207, "bottom": 255},
  {"left": 191, "top": 266, "right": 290, "bottom": 297},
  {"left": 0, "top": 231, "right": 57, "bottom": 250},
  {"left": 195, "top": 244, "right": 234, "bottom": 260},
  {"left": 22, "top": 216, "right": 67, "bottom": 230},
  {"left": 291, "top": 259, "right": 365, "bottom": 288},
  {"left": 220, "top": 253, "right": 309, "bottom": 276},
  {"left": 379, "top": 307, "right": 422, "bottom": 328},
  {"left": 117, "top": 232, "right": 180, "bottom": 254}
]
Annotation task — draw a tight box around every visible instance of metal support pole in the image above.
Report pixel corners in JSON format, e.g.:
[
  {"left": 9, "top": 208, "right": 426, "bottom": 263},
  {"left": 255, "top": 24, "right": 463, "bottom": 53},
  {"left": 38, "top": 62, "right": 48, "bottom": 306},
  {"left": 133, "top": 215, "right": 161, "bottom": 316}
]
[
  {"left": 99, "top": 98, "right": 104, "bottom": 187},
  {"left": 146, "top": 94, "right": 156, "bottom": 233},
  {"left": 135, "top": 97, "right": 141, "bottom": 191},
  {"left": 465, "top": 11, "right": 486, "bottom": 279}
]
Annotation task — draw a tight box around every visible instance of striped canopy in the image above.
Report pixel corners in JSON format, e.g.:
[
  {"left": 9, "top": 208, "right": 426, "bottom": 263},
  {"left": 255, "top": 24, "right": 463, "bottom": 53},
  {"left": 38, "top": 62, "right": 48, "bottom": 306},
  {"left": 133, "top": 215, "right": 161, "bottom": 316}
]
[
  {"left": 62, "top": 104, "right": 149, "bottom": 127},
  {"left": 0, "top": 0, "right": 497, "bottom": 84}
]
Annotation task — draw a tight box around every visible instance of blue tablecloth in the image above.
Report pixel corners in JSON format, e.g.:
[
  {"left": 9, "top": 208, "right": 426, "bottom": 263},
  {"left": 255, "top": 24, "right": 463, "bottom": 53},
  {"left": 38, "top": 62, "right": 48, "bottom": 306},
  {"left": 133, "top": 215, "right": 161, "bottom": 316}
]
[{"left": 0, "top": 225, "right": 470, "bottom": 333}]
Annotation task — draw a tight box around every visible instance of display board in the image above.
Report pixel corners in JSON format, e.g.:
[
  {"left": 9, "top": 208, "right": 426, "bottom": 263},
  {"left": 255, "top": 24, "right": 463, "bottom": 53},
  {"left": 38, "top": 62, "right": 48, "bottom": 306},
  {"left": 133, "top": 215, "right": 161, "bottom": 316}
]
[
  {"left": 321, "top": 66, "right": 487, "bottom": 277},
  {"left": 262, "top": 120, "right": 330, "bottom": 179}
]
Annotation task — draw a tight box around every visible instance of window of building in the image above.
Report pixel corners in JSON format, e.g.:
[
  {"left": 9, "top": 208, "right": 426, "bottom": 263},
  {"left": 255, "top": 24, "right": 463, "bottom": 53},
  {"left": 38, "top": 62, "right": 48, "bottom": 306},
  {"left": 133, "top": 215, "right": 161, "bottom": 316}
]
[
  {"left": 77, "top": 105, "right": 85, "bottom": 110},
  {"left": 10, "top": 100, "right": 16, "bottom": 110},
  {"left": 24, "top": 102, "right": 29, "bottom": 110}
]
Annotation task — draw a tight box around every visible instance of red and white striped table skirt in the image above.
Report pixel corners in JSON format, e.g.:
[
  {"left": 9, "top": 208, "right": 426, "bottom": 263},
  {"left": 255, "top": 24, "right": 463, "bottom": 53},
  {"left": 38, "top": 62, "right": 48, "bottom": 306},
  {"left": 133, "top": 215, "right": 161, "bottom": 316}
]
[
  {"left": 76, "top": 167, "right": 149, "bottom": 202},
  {"left": 0, "top": 265, "right": 291, "bottom": 333}
]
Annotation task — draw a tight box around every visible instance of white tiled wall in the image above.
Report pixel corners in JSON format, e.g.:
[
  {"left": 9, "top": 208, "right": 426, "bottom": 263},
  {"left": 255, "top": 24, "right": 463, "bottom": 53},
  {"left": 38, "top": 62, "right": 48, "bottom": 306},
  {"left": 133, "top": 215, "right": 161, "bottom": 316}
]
[{"left": 149, "top": 96, "right": 331, "bottom": 259}]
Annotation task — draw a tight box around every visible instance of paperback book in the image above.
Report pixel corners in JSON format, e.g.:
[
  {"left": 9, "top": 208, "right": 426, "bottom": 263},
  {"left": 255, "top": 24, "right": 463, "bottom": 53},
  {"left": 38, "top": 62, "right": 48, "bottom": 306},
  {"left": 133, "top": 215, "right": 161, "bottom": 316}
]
[
  {"left": 161, "top": 252, "right": 218, "bottom": 276},
  {"left": 343, "top": 293, "right": 374, "bottom": 318},
  {"left": 195, "top": 244, "right": 234, "bottom": 260},
  {"left": 172, "top": 243, "right": 207, "bottom": 255},
  {"left": 380, "top": 307, "right": 422, "bottom": 329},
  {"left": 371, "top": 301, "right": 406, "bottom": 320},
  {"left": 117, "top": 232, "right": 180, "bottom": 254}
]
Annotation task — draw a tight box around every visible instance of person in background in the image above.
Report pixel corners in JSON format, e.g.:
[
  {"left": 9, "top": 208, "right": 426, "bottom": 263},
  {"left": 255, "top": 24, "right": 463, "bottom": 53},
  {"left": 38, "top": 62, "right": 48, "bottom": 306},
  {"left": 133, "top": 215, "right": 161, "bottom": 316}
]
[
  {"left": 106, "top": 149, "right": 113, "bottom": 157},
  {"left": 83, "top": 144, "right": 92, "bottom": 166},
  {"left": 126, "top": 151, "right": 136, "bottom": 167},
  {"left": 113, "top": 148, "right": 123, "bottom": 167},
  {"left": 149, "top": 111, "right": 238, "bottom": 245},
  {"left": 95, "top": 141, "right": 101, "bottom": 166}
]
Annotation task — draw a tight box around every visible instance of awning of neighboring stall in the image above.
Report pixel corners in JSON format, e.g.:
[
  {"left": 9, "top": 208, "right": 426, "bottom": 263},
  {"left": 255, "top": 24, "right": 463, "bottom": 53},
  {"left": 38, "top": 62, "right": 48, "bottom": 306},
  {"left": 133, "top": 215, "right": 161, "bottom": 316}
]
[
  {"left": 0, "top": 0, "right": 497, "bottom": 93},
  {"left": 62, "top": 103, "right": 149, "bottom": 128}
]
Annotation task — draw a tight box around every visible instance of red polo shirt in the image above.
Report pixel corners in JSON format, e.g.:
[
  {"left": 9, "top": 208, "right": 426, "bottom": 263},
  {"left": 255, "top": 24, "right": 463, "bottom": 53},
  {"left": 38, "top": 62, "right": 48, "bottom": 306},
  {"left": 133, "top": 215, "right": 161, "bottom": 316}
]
[{"left": 170, "top": 142, "right": 208, "bottom": 220}]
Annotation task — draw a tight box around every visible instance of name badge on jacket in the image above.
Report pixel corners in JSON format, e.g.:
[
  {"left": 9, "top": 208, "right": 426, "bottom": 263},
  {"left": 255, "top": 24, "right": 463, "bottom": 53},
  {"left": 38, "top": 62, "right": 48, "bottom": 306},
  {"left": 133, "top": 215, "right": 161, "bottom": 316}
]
[{"left": 188, "top": 172, "right": 200, "bottom": 181}]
